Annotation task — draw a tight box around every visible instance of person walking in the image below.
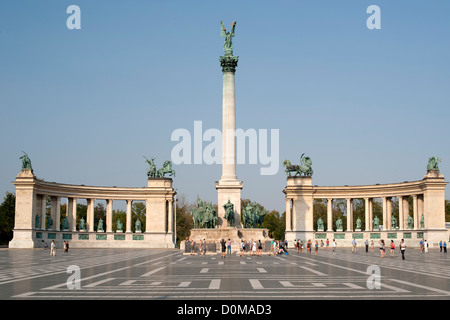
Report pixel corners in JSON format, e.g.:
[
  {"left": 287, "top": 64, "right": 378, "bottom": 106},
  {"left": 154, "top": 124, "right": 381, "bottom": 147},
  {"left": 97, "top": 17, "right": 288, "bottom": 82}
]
[
  {"left": 240, "top": 239, "right": 246, "bottom": 257},
  {"left": 424, "top": 240, "right": 429, "bottom": 253},
  {"left": 439, "top": 241, "right": 443, "bottom": 252},
  {"left": 50, "top": 240, "right": 56, "bottom": 256},
  {"left": 352, "top": 239, "right": 357, "bottom": 253},
  {"left": 365, "top": 239, "right": 369, "bottom": 253},
  {"left": 400, "top": 239, "right": 406, "bottom": 260},
  {"left": 326, "top": 238, "right": 329, "bottom": 250},
  {"left": 332, "top": 239, "right": 337, "bottom": 254},
  {"left": 443, "top": 241, "right": 447, "bottom": 253},
  {"left": 314, "top": 240, "right": 319, "bottom": 255}
]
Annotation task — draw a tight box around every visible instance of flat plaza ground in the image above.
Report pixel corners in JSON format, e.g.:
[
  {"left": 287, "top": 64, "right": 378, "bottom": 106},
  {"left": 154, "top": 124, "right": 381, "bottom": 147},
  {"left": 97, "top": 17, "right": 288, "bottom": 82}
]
[{"left": 0, "top": 246, "right": 448, "bottom": 300}]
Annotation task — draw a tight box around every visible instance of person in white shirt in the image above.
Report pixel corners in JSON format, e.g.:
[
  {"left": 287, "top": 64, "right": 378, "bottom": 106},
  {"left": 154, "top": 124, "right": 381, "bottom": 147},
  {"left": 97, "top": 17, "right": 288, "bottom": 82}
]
[{"left": 50, "top": 240, "right": 56, "bottom": 256}]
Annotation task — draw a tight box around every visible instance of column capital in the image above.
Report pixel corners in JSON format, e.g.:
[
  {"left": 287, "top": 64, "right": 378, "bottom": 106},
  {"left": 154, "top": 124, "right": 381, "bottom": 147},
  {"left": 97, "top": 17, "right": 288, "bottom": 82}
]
[{"left": 220, "top": 55, "right": 238, "bottom": 73}]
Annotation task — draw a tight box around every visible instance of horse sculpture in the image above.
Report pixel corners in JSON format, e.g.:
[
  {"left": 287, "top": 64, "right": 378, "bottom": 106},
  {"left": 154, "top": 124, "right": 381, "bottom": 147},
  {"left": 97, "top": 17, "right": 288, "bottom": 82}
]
[
  {"left": 283, "top": 153, "right": 313, "bottom": 176},
  {"left": 157, "top": 160, "right": 176, "bottom": 178}
]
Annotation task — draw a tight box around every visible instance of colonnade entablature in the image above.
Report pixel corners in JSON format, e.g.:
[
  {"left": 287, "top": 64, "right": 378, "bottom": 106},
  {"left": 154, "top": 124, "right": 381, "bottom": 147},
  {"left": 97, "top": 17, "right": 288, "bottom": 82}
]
[
  {"left": 9, "top": 169, "right": 176, "bottom": 249},
  {"left": 283, "top": 170, "right": 448, "bottom": 247}
]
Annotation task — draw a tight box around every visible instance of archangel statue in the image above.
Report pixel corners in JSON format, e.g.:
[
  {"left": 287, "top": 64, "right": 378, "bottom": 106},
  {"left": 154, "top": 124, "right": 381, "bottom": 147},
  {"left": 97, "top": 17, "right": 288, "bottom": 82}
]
[{"left": 221, "top": 21, "right": 236, "bottom": 56}]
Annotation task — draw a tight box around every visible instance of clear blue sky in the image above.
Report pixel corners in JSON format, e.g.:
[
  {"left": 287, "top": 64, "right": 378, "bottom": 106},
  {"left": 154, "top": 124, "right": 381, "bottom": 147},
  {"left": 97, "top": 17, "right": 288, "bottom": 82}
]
[{"left": 0, "top": 0, "right": 449, "bottom": 213}]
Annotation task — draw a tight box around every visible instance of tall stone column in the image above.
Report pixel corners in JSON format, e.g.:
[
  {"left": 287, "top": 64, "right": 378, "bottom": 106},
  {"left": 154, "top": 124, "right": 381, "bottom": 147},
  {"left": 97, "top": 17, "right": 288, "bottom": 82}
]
[
  {"left": 68, "top": 197, "right": 77, "bottom": 232},
  {"left": 346, "top": 198, "right": 353, "bottom": 232},
  {"left": 106, "top": 199, "right": 113, "bottom": 233},
  {"left": 327, "top": 198, "right": 333, "bottom": 231},
  {"left": 216, "top": 54, "right": 243, "bottom": 228},
  {"left": 40, "top": 195, "right": 47, "bottom": 230},
  {"left": 126, "top": 200, "right": 132, "bottom": 233},
  {"left": 398, "top": 196, "right": 404, "bottom": 230},
  {"left": 412, "top": 195, "right": 418, "bottom": 230},
  {"left": 87, "top": 198, "right": 95, "bottom": 232},
  {"left": 364, "top": 198, "right": 370, "bottom": 231},
  {"left": 386, "top": 197, "right": 392, "bottom": 230}
]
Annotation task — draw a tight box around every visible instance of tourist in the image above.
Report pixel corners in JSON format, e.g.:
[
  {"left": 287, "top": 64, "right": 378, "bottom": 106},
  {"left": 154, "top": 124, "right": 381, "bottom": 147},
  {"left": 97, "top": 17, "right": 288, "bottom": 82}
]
[
  {"left": 420, "top": 239, "right": 424, "bottom": 252},
  {"left": 443, "top": 241, "right": 447, "bottom": 253},
  {"left": 300, "top": 241, "right": 304, "bottom": 253},
  {"left": 226, "top": 238, "right": 231, "bottom": 255},
  {"left": 190, "top": 239, "right": 196, "bottom": 255},
  {"left": 332, "top": 239, "right": 337, "bottom": 254},
  {"left": 326, "top": 238, "right": 329, "bottom": 250},
  {"left": 351, "top": 239, "right": 357, "bottom": 253},
  {"left": 390, "top": 240, "right": 395, "bottom": 257},
  {"left": 424, "top": 240, "right": 429, "bottom": 253},
  {"left": 257, "top": 240, "right": 263, "bottom": 257},
  {"left": 314, "top": 240, "right": 319, "bottom": 255},
  {"left": 439, "top": 240, "right": 443, "bottom": 252},
  {"left": 370, "top": 240, "right": 374, "bottom": 252},
  {"left": 365, "top": 239, "right": 369, "bottom": 253},
  {"left": 400, "top": 239, "right": 406, "bottom": 260},
  {"left": 202, "top": 239, "right": 207, "bottom": 255},
  {"left": 220, "top": 239, "right": 226, "bottom": 258},
  {"left": 50, "top": 240, "right": 56, "bottom": 256},
  {"left": 379, "top": 240, "right": 386, "bottom": 258},
  {"left": 240, "top": 240, "right": 246, "bottom": 257},
  {"left": 320, "top": 240, "right": 324, "bottom": 250},
  {"left": 295, "top": 239, "right": 299, "bottom": 253},
  {"left": 272, "top": 240, "right": 277, "bottom": 256},
  {"left": 306, "top": 240, "right": 311, "bottom": 254},
  {"left": 252, "top": 240, "right": 257, "bottom": 256}
]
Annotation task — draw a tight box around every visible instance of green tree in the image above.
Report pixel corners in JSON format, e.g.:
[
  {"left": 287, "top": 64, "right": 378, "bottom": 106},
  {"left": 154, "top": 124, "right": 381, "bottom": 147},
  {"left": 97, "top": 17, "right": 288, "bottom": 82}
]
[
  {"left": 262, "top": 210, "right": 284, "bottom": 240},
  {"left": 445, "top": 200, "right": 450, "bottom": 222},
  {"left": 0, "top": 192, "right": 15, "bottom": 244}
]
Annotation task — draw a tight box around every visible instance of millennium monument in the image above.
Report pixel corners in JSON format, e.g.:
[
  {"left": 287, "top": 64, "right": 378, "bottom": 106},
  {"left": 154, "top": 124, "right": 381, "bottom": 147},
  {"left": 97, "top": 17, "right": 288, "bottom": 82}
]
[{"left": 215, "top": 21, "right": 243, "bottom": 228}]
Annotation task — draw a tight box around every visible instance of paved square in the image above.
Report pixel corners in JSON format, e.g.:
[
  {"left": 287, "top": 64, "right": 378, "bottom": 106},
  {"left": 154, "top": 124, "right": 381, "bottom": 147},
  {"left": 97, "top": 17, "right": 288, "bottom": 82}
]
[{"left": 0, "top": 247, "right": 448, "bottom": 300}]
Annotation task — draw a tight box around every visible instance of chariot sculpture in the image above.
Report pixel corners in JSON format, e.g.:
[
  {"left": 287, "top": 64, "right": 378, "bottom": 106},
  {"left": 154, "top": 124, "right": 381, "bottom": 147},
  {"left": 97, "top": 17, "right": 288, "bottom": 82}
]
[{"left": 283, "top": 153, "right": 313, "bottom": 176}]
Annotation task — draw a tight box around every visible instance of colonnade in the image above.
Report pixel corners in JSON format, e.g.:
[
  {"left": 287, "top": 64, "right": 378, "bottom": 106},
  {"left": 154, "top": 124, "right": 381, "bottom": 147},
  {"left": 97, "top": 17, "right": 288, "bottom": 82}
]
[
  {"left": 283, "top": 170, "right": 448, "bottom": 246},
  {"left": 9, "top": 169, "right": 176, "bottom": 248},
  {"left": 315, "top": 195, "right": 424, "bottom": 232},
  {"left": 34, "top": 196, "right": 174, "bottom": 234}
]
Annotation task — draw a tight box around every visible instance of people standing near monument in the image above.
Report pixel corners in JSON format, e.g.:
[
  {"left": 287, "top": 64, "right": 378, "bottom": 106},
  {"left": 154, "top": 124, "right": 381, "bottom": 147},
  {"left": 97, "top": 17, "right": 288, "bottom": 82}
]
[
  {"left": 365, "top": 239, "right": 369, "bottom": 253},
  {"left": 220, "top": 239, "right": 226, "bottom": 258},
  {"left": 257, "top": 240, "right": 262, "bottom": 257},
  {"left": 190, "top": 239, "right": 196, "bottom": 256},
  {"left": 379, "top": 240, "right": 386, "bottom": 258},
  {"left": 351, "top": 239, "right": 357, "bottom": 253},
  {"left": 226, "top": 239, "right": 231, "bottom": 255},
  {"left": 332, "top": 239, "right": 337, "bottom": 254},
  {"left": 371, "top": 240, "right": 374, "bottom": 252},
  {"left": 50, "top": 240, "right": 56, "bottom": 256},
  {"left": 400, "top": 239, "right": 406, "bottom": 260},
  {"left": 443, "top": 241, "right": 447, "bottom": 253},
  {"left": 202, "top": 239, "right": 207, "bottom": 255},
  {"left": 424, "top": 240, "right": 429, "bottom": 253},
  {"left": 314, "top": 241, "right": 319, "bottom": 255},
  {"left": 326, "top": 238, "right": 329, "bottom": 250},
  {"left": 240, "top": 240, "right": 246, "bottom": 257},
  {"left": 390, "top": 240, "right": 395, "bottom": 257}
]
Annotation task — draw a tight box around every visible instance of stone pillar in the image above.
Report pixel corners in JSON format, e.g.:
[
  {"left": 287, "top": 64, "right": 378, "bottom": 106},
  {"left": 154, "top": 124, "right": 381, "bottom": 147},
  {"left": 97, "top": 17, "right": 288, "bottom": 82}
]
[
  {"left": 285, "top": 198, "right": 292, "bottom": 232},
  {"left": 412, "top": 195, "right": 418, "bottom": 230},
  {"left": 216, "top": 54, "right": 243, "bottom": 228},
  {"left": 364, "top": 198, "right": 370, "bottom": 231},
  {"left": 126, "top": 200, "right": 132, "bottom": 233},
  {"left": 386, "top": 197, "right": 392, "bottom": 230},
  {"left": 87, "top": 198, "right": 95, "bottom": 232},
  {"left": 346, "top": 198, "right": 353, "bottom": 232},
  {"left": 68, "top": 197, "right": 77, "bottom": 232},
  {"left": 106, "top": 199, "right": 113, "bottom": 233},
  {"left": 146, "top": 178, "right": 176, "bottom": 248},
  {"left": 422, "top": 170, "right": 447, "bottom": 230},
  {"left": 283, "top": 176, "right": 314, "bottom": 242},
  {"left": 402, "top": 196, "right": 410, "bottom": 229},
  {"left": 50, "top": 196, "right": 61, "bottom": 231},
  {"left": 327, "top": 198, "right": 333, "bottom": 231},
  {"left": 398, "top": 196, "right": 404, "bottom": 230},
  {"left": 168, "top": 200, "right": 173, "bottom": 233},
  {"left": 418, "top": 194, "right": 424, "bottom": 229},
  {"left": 40, "top": 195, "right": 47, "bottom": 230},
  {"left": 382, "top": 197, "right": 387, "bottom": 230},
  {"left": 9, "top": 169, "right": 38, "bottom": 248},
  {"left": 368, "top": 198, "right": 373, "bottom": 231}
]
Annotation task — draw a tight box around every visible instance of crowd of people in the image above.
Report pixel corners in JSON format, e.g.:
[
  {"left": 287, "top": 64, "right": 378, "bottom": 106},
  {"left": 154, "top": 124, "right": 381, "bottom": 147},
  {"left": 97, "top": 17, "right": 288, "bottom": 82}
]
[{"left": 185, "top": 237, "right": 447, "bottom": 260}]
